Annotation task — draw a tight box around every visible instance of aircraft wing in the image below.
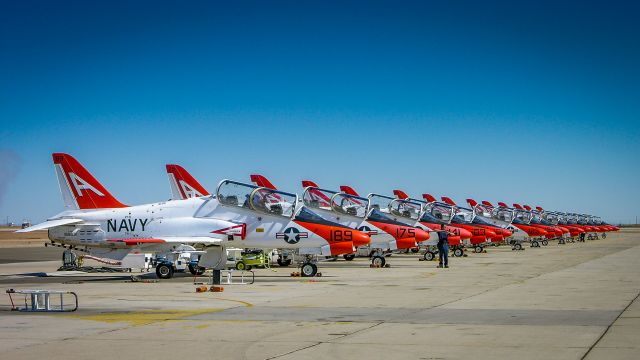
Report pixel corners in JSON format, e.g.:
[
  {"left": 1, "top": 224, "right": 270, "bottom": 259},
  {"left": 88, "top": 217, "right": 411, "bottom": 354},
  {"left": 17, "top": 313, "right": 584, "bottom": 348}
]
[{"left": 16, "top": 218, "right": 84, "bottom": 232}]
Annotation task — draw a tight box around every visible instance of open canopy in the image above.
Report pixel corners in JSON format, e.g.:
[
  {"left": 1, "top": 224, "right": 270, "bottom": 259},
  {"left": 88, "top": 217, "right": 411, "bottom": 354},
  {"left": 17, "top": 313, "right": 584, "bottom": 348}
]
[
  {"left": 302, "top": 187, "right": 369, "bottom": 218},
  {"left": 421, "top": 202, "right": 455, "bottom": 224},
  {"left": 216, "top": 180, "right": 297, "bottom": 218}
]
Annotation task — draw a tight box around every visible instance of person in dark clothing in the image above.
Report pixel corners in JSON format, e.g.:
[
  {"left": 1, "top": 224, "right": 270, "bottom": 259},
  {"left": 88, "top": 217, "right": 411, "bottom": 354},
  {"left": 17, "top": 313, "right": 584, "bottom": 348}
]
[{"left": 437, "top": 224, "right": 449, "bottom": 268}]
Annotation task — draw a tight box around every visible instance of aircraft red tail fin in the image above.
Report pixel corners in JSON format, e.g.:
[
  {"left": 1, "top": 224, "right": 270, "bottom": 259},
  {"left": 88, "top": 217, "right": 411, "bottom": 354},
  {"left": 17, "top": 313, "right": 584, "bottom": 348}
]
[
  {"left": 340, "top": 185, "right": 360, "bottom": 197},
  {"left": 422, "top": 194, "right": 437, "bottom": 203},
  {"left": 466, "top": 198, "right": 478, "bottom": 207},
  {"left": 250, "top": 174, "right": 277, "bottom": 189},
  {"left": 302, "top": 180, "right": 319, "bottom": 188},
  {"left": 536, "top": 206, "right": 544, "bottom": 212},
  {"left": 166, "top": 164, "right": 210, "bottom": 200},
  {"left": 523, "top": 205, "right": 532, "bottom": 211},
  {"left": 513, "top": 203, "right": 524, "bottom": 210},
  {"left": 498, "top": 202, "right": 509, "bottom": 208},
  {"left": 482, "top": 200, "right": 494, "bottom": 207},
  {"left": 393, "top": 190, "right": 409, "bottom": 199},
  {"left": 441, "top": 196, "right": 457, "bottom": 206},
  {"left": 52, "top": 153, "right": 127, "bottom": 209}
]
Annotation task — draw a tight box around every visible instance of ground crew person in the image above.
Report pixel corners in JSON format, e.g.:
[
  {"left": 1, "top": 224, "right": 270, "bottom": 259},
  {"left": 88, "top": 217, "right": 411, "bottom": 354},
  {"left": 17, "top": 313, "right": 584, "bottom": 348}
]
[{"left": 437, "top": 224, "right": 449, "bottom": 268}]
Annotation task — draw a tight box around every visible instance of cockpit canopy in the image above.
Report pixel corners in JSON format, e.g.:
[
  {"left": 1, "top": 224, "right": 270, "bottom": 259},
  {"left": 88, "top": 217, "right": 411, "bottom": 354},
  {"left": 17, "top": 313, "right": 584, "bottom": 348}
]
[
  {"left": 216, "top": 180, "right": 297, "bottom": 218},
  {"left": 389, "top": 198, "right": 423, "bottom": 220},
  {"left": 302, "top": 187, "right": 369, "bottom": 218},
  {"left": 367, "top": 194, "right": 395, "bottom": 214},
  {"left": 513, "top": 209, "right": 532, "bottom": 224},
  {"left": 422, "top": 202, "right": 455, "bottom": 224}
]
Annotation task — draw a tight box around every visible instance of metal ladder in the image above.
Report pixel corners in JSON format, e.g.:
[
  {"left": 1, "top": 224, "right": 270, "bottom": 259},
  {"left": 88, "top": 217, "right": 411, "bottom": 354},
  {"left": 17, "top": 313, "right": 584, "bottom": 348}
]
[{"left": 6, "top": 289, "right": 78, "bottom": 312}]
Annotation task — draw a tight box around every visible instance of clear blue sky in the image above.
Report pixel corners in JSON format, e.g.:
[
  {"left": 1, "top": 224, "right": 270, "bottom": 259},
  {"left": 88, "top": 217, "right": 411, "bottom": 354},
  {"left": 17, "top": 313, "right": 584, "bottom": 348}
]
[{"left": 1, "top": 0, "right": 638, "bottom": 224}]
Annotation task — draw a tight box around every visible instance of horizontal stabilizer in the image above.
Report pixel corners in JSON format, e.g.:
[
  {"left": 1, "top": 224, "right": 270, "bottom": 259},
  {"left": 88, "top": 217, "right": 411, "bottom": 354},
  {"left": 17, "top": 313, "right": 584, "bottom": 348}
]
[
  {"left": 498, "top": 202, "right": 508, "bottom": 208},
  {"left": 513, "top": 203, "right": 524, "bottom": 210},
  {"left": 482, "top": 200, "right": 494, "bottom": 207},
  {"left": 523, "top": 205, "right": 532, "bottom": 211},
  {"left": 536, "top": 206, "right": 544, "bottom": 212},
  {"left": 466, "top": 198, "right": 478, "bottom": 207},
  {"left": 16, "top": 218, "right": 83, "bottom": 233}
]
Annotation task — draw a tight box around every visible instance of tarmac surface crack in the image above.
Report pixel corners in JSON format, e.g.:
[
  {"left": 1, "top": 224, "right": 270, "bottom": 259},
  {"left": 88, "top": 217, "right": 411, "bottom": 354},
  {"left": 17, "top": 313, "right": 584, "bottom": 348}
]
[
  {"left": 580, "top": 289, "right": 640, "bottom": 360},
  {"left": 265, "top": 321, "right": 384, "bottom": 359}
]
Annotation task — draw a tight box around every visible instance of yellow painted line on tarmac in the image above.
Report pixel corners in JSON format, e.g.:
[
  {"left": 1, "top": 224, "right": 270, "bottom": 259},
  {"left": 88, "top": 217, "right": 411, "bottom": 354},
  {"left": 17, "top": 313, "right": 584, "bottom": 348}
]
[{"left": 64, "top": 308, "right": 224, "bottom": 326}]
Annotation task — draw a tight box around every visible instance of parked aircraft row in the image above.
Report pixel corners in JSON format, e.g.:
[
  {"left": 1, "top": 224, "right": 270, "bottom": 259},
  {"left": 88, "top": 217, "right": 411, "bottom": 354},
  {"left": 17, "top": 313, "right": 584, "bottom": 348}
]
[{"left": 19, "top": 154, "right": 619, "bottom": 279}]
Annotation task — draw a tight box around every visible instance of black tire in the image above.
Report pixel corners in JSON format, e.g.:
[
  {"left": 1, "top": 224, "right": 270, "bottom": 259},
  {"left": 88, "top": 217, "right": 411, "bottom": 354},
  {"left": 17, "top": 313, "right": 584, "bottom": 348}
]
[
  {"left": 188, "top": 264, "right": 205, "bottom": 275},
  {"left": 602, "top": 233, "right": 607, "bottom": 239},
  {"left": 155, "top": 264, "right": 174, "bottom": 279},
  {"left": 542, "top": 239, "right": 549, "bottom": 246},
  {"left": 277, "top": 258, "right": 292, "bottom": 267},
  {"left": 301, "top": 262, "right": 318, "bottom": 277},
  {"left": 423, "top": 251, "right": 435, "bottom": 261},
  {"left": 514, "top": 243, "right": 523, "bottom": 251},
  {"left": 235, "top": 261, "right": 247, "bottom": 271},
  {"left": 453, "top": 248, "right": 464, "bottom": 257},
  {"left": 474, "top": 245, "right": 483, "bottom": 253},
  {"left": 371, "top": 255, "right": 386, "bottom": 267},
  {"left": 531, "top": 240, "right": 539, "bottom": 248},
  {"left": 343, "top": 254, "right": 356, "bottom": 261}
]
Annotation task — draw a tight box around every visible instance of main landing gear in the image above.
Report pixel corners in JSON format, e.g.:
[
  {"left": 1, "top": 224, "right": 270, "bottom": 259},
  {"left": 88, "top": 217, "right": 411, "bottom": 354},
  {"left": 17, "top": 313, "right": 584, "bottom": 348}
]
[
  {"left": 452, "top": 247, "right": 464, "bottom": 257},
  {"left": 512, "top": 242, "right": 523, "bottom": 251},
  {"left": 531, "top": 240, "right": 541, "bottom": 248},
  {"left": 473, "top": 245, "right": 484, "bottom": 253},
  {"left": 371, "top": 254, "right": 386, "bottom": 267}
]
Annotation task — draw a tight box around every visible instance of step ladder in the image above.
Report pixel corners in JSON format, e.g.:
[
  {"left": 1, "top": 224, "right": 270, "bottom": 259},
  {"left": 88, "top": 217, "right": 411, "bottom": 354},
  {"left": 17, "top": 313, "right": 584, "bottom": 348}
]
[{"left": 6, "top": 289, "right": 78, "bottom": 312}]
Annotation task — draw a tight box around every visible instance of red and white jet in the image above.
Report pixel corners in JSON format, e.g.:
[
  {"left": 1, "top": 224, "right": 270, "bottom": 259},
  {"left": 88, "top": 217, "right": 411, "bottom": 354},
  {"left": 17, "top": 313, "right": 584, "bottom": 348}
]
[{"left": 19, "top": 154, "right": 369, "bottom": 278}]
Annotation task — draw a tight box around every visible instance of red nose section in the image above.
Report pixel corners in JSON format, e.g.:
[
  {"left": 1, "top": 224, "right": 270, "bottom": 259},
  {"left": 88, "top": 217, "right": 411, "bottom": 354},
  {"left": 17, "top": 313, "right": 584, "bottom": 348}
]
[
  {"left": 294, "top": 221, "right": 370, "bottom": 247},
  {"left": 414, "top": 228, "right": 432, "bottom": 243},
  {"left": 351, "top": 230, "right": 371, "bottom": 247},
  {"left": 329, "top": 241, "right": 355, "bottom": 256},
  {"left": 457, "top": 228, "right": 473, "bottom": 239}
]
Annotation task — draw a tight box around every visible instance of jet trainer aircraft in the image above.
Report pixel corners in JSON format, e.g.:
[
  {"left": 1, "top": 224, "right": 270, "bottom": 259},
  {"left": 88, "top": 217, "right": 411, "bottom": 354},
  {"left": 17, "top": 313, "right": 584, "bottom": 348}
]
[{"left": 19, "top": 154, "right": 369, "bottom": 279}]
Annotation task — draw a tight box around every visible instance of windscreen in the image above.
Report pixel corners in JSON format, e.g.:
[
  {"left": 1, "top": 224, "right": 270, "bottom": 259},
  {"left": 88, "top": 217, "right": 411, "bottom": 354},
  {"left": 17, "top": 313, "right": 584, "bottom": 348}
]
[
  {"left": 422, "top": 202, "right": 454, "bottom": 224},
  {"left": 491, "top": 208, "right": 514, "bottom": 223}
]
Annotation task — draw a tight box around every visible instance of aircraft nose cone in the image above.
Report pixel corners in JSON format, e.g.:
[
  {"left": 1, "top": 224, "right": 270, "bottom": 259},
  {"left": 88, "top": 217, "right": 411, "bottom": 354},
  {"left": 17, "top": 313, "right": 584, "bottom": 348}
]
[
  {"left": 458, "top": 228, "right": 473, "bottom": 239},
  {"left": 414, "top": 228, "right": 431, "bottom": 242},
  {"left": 351, "top": 230, "right": 370, "bottom": 247},
  {"left": 485, "top": 229, "right": 498, "bottom": 239}
]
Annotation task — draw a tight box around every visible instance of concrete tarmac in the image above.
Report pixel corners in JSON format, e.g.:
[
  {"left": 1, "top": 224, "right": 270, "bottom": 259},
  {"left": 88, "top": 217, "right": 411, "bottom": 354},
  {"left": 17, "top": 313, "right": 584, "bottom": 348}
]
[{"left": 0, "top": 230, "right": 638, "bottom": 360}]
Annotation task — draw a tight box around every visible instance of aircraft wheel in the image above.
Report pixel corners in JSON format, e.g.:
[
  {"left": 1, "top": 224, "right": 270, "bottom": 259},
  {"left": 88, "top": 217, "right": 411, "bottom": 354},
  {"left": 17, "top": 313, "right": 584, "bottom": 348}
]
[
  {"left": 301, "top": 262, "right": 318, "bottom": 277},
  {"left": 343, "top": 254, "right": 356, "bottom": 261},
  {"left": 235, "top": 261, "right": 247, "bottom": 271},
  {"left": 156, "top": 264, "right": 174, "bottom": 279},
  {"left": 542, "top": 239, "right": 549, "bottom": 246},
  {"left": 277, "top": 258, "right": 292, "bottom": 267},
  {"left": 188, "top": 265, "right": 205, "bottom": 275},
  {"left": 602, "top": 233, "right": 607, "bottom": 239},
  {"left": 423, "top": 251, "right": 435, "bottom": 261},
  {"left": 531, "top": 240, "right": 539, "bottom": 248},
  {"left": 410, "top": 247, "right": 420, "bottom": 253},
  {"left": 514, "top": 243, "right": 523, "bottom": 251},
  {"left": 474, "top": 245, "right": 483, "bottom": 253},
  {"left": 371, "top": 255, "right": 386, "bottom": 267},
  {"left": 453, "top": 248, "right": 464, "bottom": 257}
]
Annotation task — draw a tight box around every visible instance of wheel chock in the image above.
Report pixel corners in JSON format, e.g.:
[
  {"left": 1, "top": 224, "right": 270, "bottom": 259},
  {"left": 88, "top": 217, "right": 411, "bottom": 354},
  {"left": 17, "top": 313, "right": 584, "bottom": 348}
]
[
  {"left": 290, "top": 272, "right": 300, "bottom": 277},
  {"left": 195, "top": 286, "right": 208, "bottom": 293},
  {"left": 210, "top": 286, "right": 224, "bottom": 292}
]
